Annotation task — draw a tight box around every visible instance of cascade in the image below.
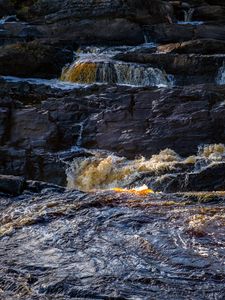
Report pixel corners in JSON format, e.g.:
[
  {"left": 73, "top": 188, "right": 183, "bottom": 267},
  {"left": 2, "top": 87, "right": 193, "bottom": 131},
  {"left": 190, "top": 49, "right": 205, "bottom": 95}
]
[
  {"left": 177, "top": 8, "right": 203, "bottom": 25},
  {"left": 184, "top": 8, "right": 194, "bottom": 22},
  {"left": 216, "top": 63, "right": 225, "bottom": 85},
  {"left": 61, "top": 59, "right": 171, "bottom": 87},
  {"left": 0, "top": 15, "right": 18, "bottom": 24},
  {"left": 61, "top": 46, "right": 173, "bottom": 87},
  {"left": 66, "top": 144, "right": 225, "bottom": 192}
]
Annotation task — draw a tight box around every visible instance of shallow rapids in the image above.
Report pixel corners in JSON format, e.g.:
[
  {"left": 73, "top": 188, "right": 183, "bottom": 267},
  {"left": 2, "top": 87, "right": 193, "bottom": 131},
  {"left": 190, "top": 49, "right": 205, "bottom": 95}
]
[{"left": 67, "top": 144, "right": 225, "bottom": 192}]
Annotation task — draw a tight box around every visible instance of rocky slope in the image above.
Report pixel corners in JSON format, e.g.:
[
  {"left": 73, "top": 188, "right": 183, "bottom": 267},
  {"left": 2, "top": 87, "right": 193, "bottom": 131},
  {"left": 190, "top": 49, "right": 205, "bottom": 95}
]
[{"left": 1, "top": 1, "right": 225, "bottom": 299}]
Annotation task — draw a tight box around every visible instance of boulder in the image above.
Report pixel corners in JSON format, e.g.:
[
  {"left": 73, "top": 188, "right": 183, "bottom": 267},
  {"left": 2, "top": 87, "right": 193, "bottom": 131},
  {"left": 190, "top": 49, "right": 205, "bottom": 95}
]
[
  {"left": 0, "top": 41, "right": 73, "bottom": 78},
  {"left": 193, "top": 5, "right": 225, "bottom": 21},
  {"left": 0, "top": 174, "right": 25, "bottom": 195}
]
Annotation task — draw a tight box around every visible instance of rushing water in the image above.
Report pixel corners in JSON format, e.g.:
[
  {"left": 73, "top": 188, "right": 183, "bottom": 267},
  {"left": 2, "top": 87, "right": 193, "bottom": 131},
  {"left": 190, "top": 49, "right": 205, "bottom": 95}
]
[
  {"left": 216, "top": 64, "right": 225, "bottom": 85},
  {"left": 66, "top": 144, "right": 225, "bottom": 192},
  {"left": 61, "top": 46, "right": 172, "bottom": 87},
  {"left": 0, "top": 15, "right": 18, "bottom": 25},
  {"left": 177, "top": 7, "right": 204, "bottom": 25}
]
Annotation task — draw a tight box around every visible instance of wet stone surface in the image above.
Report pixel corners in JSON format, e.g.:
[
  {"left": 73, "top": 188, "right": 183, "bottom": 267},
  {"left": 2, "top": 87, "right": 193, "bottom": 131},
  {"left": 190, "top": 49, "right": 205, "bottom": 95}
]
[{"left": 0, "top": 190, "right": 225, "bottom": 299}]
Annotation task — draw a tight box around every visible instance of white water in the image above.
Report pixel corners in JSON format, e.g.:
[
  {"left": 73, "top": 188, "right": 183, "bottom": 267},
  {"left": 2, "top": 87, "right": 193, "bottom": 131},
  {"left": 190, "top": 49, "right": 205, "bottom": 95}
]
[
  {"left": 177, "top": 21, "right": 204, "bottom": 25},
  {"left": 216, "top": 64, "right": 225, "bottom": 85},
  {"left": 61, "top": 46, "right": 173, "bottom": 88},
  {"left": 66, "top": 144, "right": 225, "bottom": 191},
  {"left": 177, "top": 8, "right": 203, "bottom": 25},
  {"left": 0, "top": 15, "right": 18, "bottom": 25},
  {"left": 184, "top": 8, "right": 195, "bottom": 22}
]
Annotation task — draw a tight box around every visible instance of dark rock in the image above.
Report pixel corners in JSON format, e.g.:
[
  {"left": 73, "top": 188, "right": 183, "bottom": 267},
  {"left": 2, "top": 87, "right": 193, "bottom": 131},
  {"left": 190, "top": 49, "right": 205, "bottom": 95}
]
[
  {"left": 82, "top": 84, "right": 225, "bottom": 158},
  {"left": 0, "top": 174, "right": 25, "bottom": 195},
  {"left": 193, "top": 5, "right": 225, "bottom": 21},
  {"left": 115, "top": 50, "right": 224, "bottom": 85},
  {"left": 144, "top": 23, "right": 225, "bottom": 44},
  {"left": 151, "top": 162, "right": 225, "bottom": 193},
  {"left": 0, "top": 41, "right": 73, "bottom": 78},
  {"left": 26, "top": 180, "right": 65, "bottom": 193},
  {"left": 0, "top": 0, "right": 15, "bottom": 18}
]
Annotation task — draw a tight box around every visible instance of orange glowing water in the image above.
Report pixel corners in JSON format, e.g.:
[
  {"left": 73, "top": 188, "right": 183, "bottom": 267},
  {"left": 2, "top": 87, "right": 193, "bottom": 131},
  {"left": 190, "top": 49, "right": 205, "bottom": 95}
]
[{"left": 111, "top": 185, "right": 154, "bottom": 196}]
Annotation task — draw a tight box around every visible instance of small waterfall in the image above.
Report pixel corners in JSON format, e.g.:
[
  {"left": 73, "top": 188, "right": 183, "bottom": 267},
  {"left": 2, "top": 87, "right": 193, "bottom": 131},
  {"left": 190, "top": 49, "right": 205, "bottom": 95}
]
[
  {"left": 114, "top": 63, "right": 169, "bottom": 87},
  {"left": 216, "top": 63, "right": 225, "bottom": 85},
  {"left": 76, "top": 119, "right": 87, "bottom": 147},
  {"left": 0, "top": 15, "right": 18, "bottom": 25},
  {"left": 61, "top": 59, "right": 171, "bottom": 87},
  {"left": 183, "top": 8, "right": 194, "bottom": 22}
]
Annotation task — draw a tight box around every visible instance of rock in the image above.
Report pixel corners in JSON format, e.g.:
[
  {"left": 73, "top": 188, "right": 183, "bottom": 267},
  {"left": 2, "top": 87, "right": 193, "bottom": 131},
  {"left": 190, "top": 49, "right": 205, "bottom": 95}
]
[
  {"left": 0, "top": 0, "right": 15, "bottom": 18},
  {"left": 0, "top": 174, "right": 25, "bottom": 195},
  {"left": 12, "top": 0, "right": 174, "bottom": 45},
  {"left": 0, "top": 187, "right": 224, "bottom": 299},
  {"left": 193, "top": 5, "right": 225, "bottom": 21},
  {"left": 144, "top": 23, "right": 225, "bottom": 43},
  {"left": 0, "top": 41, "right": 73, "bottom": 78},
  {"left": 157, "top": 39, "right": 225, "bottom": 54},
  {"left": 81, "top": 84, "right": 225, "bottom": 158},
  {"left": 115, "top": 50, "right": 224, "bottom": 85},
  {"left": 151, "top": 162, "right": 225, "bottom": 193}
]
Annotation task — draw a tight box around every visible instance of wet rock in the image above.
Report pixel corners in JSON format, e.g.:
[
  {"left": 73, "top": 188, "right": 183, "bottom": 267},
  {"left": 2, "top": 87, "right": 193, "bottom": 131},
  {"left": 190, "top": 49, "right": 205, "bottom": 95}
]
[
  {"left": 150, "top": 162, "right": 225, "bottom": 193},
  {"left": 157, "top": 39, "right": 225, "bottom": 54},
  {"left": 0, "top": 188, "right": 224, "bottom": 299},
  {"left": 0, "top": 174, "right": 25, "bottom": 195},
  {"left": 115, "top": 50, "right": 224, "bottom": 85}
]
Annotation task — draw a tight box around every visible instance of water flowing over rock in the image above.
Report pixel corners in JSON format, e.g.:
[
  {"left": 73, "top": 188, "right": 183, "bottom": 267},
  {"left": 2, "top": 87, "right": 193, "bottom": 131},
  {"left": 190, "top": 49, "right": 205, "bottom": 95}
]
[
  {"left": 66, "top": 144, "right": 225, "bottom": 193},
  {"left": 216, "top": 63, "right": 225, "bottom": 85},
  {"left": 1, "top": 0, "right": 225, "bottom": 299},
  {"left": 61, "top": 59, "right": 171, "bottom": 87}
]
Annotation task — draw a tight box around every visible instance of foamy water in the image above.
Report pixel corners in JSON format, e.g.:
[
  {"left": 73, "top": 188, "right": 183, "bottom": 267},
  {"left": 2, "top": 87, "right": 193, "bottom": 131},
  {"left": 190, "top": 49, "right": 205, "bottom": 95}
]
[{"left": 66, "top": 144, "right": 225, "bottom": 192}]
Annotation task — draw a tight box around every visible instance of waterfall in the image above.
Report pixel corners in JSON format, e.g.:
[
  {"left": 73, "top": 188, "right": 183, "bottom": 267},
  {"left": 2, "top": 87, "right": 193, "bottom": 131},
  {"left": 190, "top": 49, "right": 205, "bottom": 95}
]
[
  {"left": 114, "top": 63, "right": 169, "bottom": 87},
  {"left": 216, "top": 64, "right": 225, "bottom": 85},
  {"left": 61, "top": 59, "right": 172, "bottom": 87},
  {"left": 0, "top": 15, "right": 18, "bottom": 24},
  {"left": 183, "top": 8, "right": 194, "bottom": 22}
]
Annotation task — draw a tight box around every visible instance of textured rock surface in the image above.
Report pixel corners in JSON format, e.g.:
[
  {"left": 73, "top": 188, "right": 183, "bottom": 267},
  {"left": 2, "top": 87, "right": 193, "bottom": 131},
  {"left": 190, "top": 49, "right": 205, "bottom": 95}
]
[{"left": 0, "top": 187, "right": 225, "bottom": 299}]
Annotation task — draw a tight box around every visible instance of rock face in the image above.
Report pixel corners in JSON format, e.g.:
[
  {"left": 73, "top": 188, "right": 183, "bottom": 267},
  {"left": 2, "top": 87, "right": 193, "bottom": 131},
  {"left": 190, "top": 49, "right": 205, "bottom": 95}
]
[{"left": 82, "top": 84, "right": 225, "bottom": 158}]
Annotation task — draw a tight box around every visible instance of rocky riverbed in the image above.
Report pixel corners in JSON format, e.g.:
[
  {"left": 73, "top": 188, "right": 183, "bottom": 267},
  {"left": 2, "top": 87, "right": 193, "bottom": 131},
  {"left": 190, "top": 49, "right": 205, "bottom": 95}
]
[{"left": 0, "top": 0, "right": 225, "bottom": 299}]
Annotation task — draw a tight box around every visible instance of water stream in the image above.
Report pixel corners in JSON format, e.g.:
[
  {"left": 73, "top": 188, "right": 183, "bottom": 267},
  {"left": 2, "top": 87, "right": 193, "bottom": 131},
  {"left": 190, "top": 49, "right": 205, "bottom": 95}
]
[
  {"left": 61, "top": 46, "right": 172, "bottom": 88},
  {"left": 216, "top": 63, "right": 225, "bottom": 85}
]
